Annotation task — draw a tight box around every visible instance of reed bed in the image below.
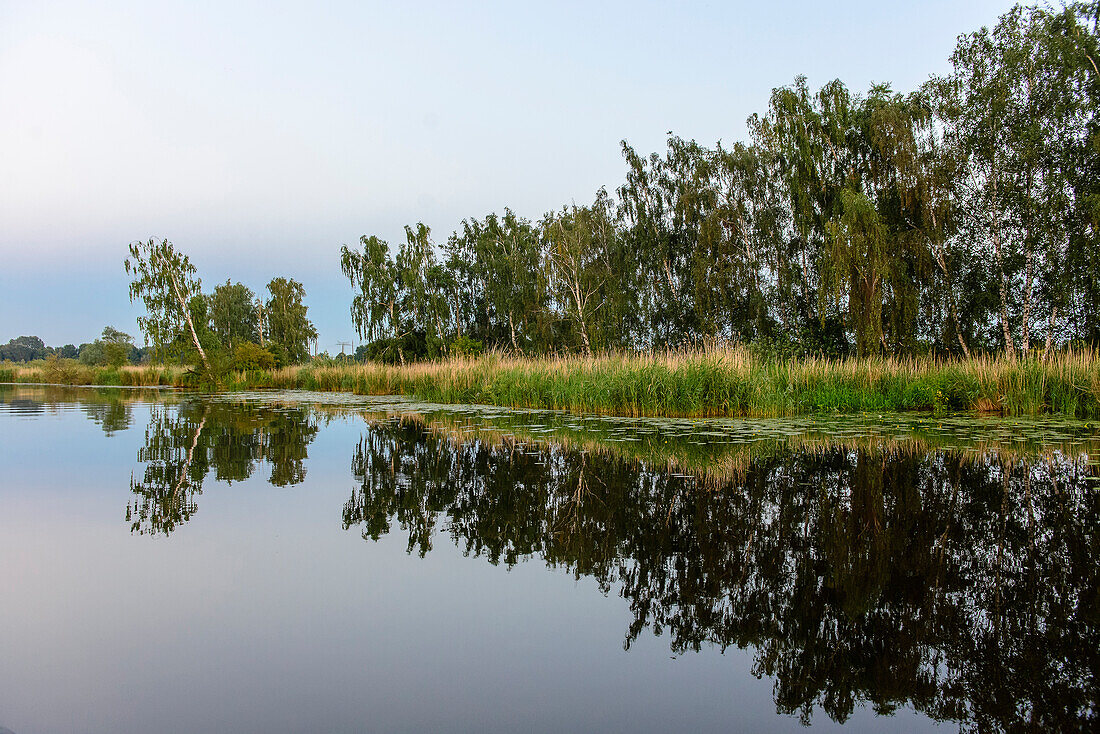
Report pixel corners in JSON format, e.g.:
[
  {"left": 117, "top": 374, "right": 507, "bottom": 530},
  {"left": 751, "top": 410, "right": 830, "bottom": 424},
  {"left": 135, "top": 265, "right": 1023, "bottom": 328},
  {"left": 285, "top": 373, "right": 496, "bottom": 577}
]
[
  {"left": 6, "top": 348, "right": 1099, "bottom": 418},
  {"left": 239, "top": 348, "right": 1100, "bottom": 418},
  {"left": 3, "top": 360, "right": 184, "bottom": 387}
]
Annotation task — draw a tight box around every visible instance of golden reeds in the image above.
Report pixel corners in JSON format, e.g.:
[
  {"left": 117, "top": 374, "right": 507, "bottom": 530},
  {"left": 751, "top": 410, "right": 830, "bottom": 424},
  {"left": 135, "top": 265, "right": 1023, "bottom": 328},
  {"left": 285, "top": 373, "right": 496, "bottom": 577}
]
[{"left": 6, "top": 347, "right": 1099, "bottom": 418}]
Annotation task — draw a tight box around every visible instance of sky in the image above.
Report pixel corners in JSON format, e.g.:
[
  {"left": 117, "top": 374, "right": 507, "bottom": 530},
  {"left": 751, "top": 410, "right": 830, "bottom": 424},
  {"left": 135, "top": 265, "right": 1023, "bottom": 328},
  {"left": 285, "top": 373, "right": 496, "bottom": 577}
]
[{"left": 0, "top": 0, "right": 1021, "bottom": 351}]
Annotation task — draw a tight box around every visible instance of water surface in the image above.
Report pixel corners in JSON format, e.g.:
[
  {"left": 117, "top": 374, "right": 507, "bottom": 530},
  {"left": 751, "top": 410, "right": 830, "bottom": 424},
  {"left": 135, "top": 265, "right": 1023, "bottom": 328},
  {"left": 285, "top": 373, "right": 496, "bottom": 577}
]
[{"left": 1, "top": 385, "right": 1096, "bottom": 733}]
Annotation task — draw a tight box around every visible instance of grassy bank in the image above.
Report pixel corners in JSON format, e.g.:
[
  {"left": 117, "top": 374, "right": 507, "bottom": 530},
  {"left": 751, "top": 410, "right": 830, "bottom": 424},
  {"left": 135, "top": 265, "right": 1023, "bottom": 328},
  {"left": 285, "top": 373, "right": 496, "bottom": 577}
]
[
  {"left": 271, "top": 349, "right": 1100, "bottom": 418},
  {"left": 5, "top": 350, "right": 1100, "bottom": 418},
  {"left": 0, "top": 360, "right": 184, "bottom": 387}
]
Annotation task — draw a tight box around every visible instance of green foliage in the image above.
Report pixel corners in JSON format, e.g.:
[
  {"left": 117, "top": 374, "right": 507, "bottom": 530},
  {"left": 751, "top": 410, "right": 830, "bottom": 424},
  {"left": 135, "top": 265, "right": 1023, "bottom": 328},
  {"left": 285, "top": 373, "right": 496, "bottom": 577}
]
[
  {"left": 265, "top": 277, "right": 317, "bottom": 364},
  {"left": 342, "top": 225, "right": 453, "bottom": 363},
  {"left": 41, "top": 356, "right": 88, "bottom": 385},
  {"left": 268, "top": 343, "right": 289, "bottom": 369},
  {"left": 341, "top": 235, "right": 396, "bottom": 344},
  {"left": 355, "top": 331, "right": 444, "bottom": 364},
  {"left": 102, "top": 342, "right": 130, "bottom": 368},
  {"left": 450, "top": 335, "right": 483, "bottom": 357},
  {"left": 76, "top": 326, "right": 135, "bottom": 368},
  {"left": 100, "top": 325, "right": 133, "bottom": 367},
  {"left": 78, "top": 341, "right": 105, "bottom": 366},
  {"left": 209, "top": 280, "right": 260, "bottom": 351},
  {"left": 231, "top": 342, "right": 276, "bottom": 371},
  {"left": 166, "top": 296, "right": 219, "bottom": 365},
  {"left": 125, "top": 238, "right": 211, "bottom": 371},
  {"left": 0, "top": 336, "right": 49, "bottom": 362},
  {"left": 446, "top": 209, "right": 548, "bottom": 353},
  {"left": 333, "top": 4, "right": 1100, "bottom": 361}
]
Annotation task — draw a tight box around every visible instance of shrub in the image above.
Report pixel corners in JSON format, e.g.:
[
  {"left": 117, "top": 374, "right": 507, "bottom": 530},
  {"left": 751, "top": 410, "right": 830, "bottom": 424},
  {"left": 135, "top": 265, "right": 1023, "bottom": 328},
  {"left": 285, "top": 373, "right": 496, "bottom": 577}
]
[
  {"left": 41, "top": 356, "right": 90, "bottom": 385},
  {"left": 451, "top": 335, "right": 484, "bottom": 357},
  {"left": 79, "top": 342, "right": 105, "bottom": 366},
  {"left": 268, "top": 344, "right": 289, "bottom": 368},
  {"left": 232, "top": 342, "right": 276, "bottom": 371}
]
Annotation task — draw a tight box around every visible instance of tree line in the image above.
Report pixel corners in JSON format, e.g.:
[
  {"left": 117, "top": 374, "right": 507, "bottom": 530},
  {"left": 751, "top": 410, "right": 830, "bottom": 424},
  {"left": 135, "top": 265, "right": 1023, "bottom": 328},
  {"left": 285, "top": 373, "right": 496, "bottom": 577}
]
[
  {"left": 7, "top": 242, "right": 319, "bottom": 373},
  {"left": 125, "top": 238, "right": 318, "bottom": 371},
  {"left": 0, "top": 330, "right": 147, "bottom": 366},
  {"left": 343, "top": 3, "right": 1100, "bottom": 361},
  {"left": 5, "top": 244, "right": 319, "bottom": 373}
]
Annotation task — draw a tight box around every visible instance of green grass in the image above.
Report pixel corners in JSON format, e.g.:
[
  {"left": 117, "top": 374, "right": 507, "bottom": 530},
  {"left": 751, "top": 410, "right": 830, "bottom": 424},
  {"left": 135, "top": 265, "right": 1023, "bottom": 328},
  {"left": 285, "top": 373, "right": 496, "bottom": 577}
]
[
  {"left": 8, "top": 349, "right": 1100, "bottom": 418},
  {"left": 264, "top": 348, "right": 1100, "bottom": 418},
  {"left": 5, "top": 359, "right": 183, "bottom": 387}
]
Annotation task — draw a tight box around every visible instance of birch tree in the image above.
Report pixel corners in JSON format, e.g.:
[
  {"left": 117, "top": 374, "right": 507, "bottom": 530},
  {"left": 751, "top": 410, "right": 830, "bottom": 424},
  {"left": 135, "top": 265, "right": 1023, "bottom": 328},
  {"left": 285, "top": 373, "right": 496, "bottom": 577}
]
[
  {"left": 125, "top": 238, "right": 210, "bottom": 371},
  {"left": 342, "top": 235, "right": 398, "bottom": 344},
  {"left": 544, "top": 191, "right": 616, "bottom": 355}
]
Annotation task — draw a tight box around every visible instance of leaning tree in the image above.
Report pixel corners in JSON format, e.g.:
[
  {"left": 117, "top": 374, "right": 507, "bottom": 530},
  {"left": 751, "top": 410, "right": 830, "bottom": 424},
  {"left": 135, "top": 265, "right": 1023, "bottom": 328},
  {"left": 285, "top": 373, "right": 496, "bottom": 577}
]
[{"left": 124, "top": 238, "right": 210, "bottom": 371}]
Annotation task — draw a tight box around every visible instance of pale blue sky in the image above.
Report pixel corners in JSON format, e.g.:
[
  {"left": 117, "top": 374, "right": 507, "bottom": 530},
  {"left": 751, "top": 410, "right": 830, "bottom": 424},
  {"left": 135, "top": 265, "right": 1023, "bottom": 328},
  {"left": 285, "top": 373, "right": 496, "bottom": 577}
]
[{"left": 1, "top": 0, "right": 1019, "bottom": 350}]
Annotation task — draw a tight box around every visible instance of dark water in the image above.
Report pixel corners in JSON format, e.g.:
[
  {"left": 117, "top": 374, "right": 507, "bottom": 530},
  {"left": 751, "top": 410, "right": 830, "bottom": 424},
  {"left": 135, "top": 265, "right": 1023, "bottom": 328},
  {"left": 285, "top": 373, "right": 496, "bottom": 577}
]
[{"left": 1, "top": 385, "right": 1097, "bottom": 733}]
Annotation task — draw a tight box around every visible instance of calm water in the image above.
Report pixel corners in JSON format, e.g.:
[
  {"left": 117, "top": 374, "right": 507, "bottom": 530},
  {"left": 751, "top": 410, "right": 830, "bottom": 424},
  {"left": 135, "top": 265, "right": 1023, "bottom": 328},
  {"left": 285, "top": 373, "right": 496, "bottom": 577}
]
[{"left": 1, "top": 385, "right": 1097, "bottom": 733}]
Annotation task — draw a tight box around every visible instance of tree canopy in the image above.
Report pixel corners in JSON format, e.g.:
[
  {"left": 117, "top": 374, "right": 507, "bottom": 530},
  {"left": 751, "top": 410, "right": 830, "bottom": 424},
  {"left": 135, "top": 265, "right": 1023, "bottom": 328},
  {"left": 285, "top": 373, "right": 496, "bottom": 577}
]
[
  {"left": 341, "top": 3, "right": 1100, "bottom": 360},
  {"left": 125, "top": 238, "right": 210, "bottom": 371},
  {"left": 265, "top": 277, "right": 317, "bottom": 364}
]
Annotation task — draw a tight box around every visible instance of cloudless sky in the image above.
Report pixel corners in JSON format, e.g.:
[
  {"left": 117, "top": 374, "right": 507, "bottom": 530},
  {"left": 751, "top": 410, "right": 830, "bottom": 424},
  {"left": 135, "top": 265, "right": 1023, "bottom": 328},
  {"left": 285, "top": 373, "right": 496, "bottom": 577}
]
[{"left": 1, "top": 0, "right": 1020, "bottom": 350}]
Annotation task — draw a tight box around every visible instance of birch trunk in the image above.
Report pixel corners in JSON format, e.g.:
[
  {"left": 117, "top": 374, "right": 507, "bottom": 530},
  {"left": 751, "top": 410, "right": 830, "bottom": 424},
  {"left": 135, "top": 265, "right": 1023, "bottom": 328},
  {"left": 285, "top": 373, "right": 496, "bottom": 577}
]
[
  {"left": 170, "top": 271, "right": 210, "bottom": 373},
  {"left": 1021, "top": 249, "right": 1034, "bottom": 352},
  {"left": 931, "top": 237, "right": 971, "bottom": 358},
  {"left": 991, "top": 222, "right": 1015, "bottom": 357}
]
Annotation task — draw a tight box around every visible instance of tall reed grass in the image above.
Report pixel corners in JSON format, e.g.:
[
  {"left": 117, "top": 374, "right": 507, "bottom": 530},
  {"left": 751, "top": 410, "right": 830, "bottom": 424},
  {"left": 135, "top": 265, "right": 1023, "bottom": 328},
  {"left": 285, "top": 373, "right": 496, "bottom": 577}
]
[
  {"left": 4, "top": 359, "right": 183, "bottom": 387},
  {"left": 252, "top": 348, "right": 1100, "bottom": 418},
  {"left": 8, "top": 349, "right": 1099, "bottom": 418}
]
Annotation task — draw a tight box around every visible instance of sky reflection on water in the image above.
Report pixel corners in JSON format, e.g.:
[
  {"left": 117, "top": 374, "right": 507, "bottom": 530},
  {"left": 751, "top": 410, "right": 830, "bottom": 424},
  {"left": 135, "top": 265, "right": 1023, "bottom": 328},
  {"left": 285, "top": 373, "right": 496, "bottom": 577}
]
[{"left": 1, "top": 385, "right": 1096, "bottom": 733}]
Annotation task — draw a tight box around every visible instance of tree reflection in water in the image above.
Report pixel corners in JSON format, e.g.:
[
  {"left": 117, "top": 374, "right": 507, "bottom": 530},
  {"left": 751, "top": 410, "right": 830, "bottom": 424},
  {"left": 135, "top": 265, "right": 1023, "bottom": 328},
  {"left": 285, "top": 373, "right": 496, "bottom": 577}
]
[
  {"left": 114, "top": 396, "right": 1097, "bottom": 731},
  {"left": 0, "top": 384, "right": 140, "bottom": 434},
  {"left": 126, "top": 400, "right": 319, "bottom": 534},
  {"left": 342, "top": 416, "right": 1099, "bottom": 731}
]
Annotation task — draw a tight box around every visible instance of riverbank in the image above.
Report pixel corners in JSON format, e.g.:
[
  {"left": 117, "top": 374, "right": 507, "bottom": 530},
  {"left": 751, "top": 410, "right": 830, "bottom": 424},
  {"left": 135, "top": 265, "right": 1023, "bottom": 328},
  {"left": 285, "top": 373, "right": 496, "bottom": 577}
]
[
  {"left": 0, "top": 361, "right": 182, "bottom": 388},
  {"left": 5, "top": 349, "right": 1099, "bottom": 418}
]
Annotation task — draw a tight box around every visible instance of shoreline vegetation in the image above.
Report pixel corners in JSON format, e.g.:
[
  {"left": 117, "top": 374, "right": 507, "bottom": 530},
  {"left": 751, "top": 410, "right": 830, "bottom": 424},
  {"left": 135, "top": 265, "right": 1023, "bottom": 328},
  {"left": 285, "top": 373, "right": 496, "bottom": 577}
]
[
  {"left": 3, "top": 348, "right": 1099, "bottom": 419},
  {"left": 9, "top": 6, "right": 1100, "bottom": 424}
]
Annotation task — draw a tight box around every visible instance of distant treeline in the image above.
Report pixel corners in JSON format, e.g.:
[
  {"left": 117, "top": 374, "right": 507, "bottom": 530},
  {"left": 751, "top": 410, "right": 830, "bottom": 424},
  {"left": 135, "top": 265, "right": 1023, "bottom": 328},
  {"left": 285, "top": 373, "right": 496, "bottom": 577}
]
[
  {"left": 5, "top": 275, "right": 319, "bottom": 375},
  {"left": 120, "top": 235, "right": 321, "bottom": 375},
  {"left": 0, "top": 331, "right": 148, "bottom": 366},
  {"left": 343, "top": 3, "right": 1100, "bottom": 362},
  {"left": 168, "top": 276, "right": 319, "bottom": 369},
  {"left": 127, "top": 266, "right": 320, "bottom": 372}
]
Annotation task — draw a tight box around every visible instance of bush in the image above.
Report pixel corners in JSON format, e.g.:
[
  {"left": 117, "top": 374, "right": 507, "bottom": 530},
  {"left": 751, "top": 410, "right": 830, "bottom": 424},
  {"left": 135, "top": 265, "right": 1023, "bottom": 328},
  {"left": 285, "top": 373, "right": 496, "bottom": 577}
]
[
  {"left": 231, "top": 342, "right": 276, "bottom": 371},
  {"left": 450, "top": 335, "right": 483, "bottom": 357},
  {"left": 268, "top": 344, "right": 289, "bottom": 368},
  {"left": 358, "top": 331, "right": 441, "bottom": 364},
  {"left": 41, "top": 356, "right": 90, "bottom": 385}
]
